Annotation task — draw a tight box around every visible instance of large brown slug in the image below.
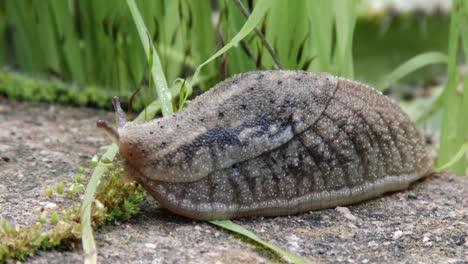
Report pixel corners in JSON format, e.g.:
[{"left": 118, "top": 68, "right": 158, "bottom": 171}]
[{"left": 97, "top": 70, "right": 433, "bottom": 220}]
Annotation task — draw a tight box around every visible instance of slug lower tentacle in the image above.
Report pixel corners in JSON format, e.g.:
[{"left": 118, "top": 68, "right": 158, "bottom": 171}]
[{"left": 98, "top": 70, "right": 433, "bottom": 220}]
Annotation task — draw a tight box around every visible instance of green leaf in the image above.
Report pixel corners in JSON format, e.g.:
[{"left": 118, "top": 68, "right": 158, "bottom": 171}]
[
  {"left": 81, "top": 144, "right": 119, "bottom": 264},
  {"left": 377, "top": 52, "right": 449, "bottom": 91},
  {"left": 127, "top": 0, "right": 174, "bottom": 116},
  {"left": 210, "top": 220, "right": 305, "bottom": 264}
]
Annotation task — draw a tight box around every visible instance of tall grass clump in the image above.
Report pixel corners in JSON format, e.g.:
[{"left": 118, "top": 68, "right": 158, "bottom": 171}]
[
  {"left": 1, "top": 0, "right": 218, "bottom": 94},
  {"left": 1, "top": 0, "right": 360, "bottom": 94}
]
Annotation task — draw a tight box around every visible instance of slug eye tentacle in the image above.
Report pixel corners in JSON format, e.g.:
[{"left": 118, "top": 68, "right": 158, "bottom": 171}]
[
  {"left": 97, "top": 119, "right": 119, "bottom": 143},
  {"left": 96, "top": 96, "right": 128, "bottom": 144},
  {"left": 112, "top": 96, "right": 127, "bottom": 129}
]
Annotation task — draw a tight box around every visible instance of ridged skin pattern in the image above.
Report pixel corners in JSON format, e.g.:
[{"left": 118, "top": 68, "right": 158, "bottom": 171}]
[{"left": 119, "top": 71, "right": 433, "bottom": 220}]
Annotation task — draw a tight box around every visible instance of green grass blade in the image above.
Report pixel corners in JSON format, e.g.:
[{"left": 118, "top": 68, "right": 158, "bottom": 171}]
[
  {"left": 190, "top": 0, "right": 273, "bottom": 88},
  {"left": 81, "top": 144, "right": 119, "bottom": 264},
  {"left": 377, "top": 52, "right": 449, "bottom": 91},
  {"left": 33, "top": 1, "right": 60, "bottom": 72},
  {"left": 263, "top": 0, "right": 309, "bottom": 69},
  {"left": 5, "top": 0, "right": 42, "bottom": 73},
  {"left": 0, "top": 1, "right": 6, "bottom": 65},
  {"left": 307, "top": 0, "right": 333, "bottom": 72},
  {"left": 127, "top": 0, "right": 173, "bottom": 116},
  {"left": 333, "top": 0, "right": 359, "bottom": 78},
  {"left": 218, "top": 0, "right": 256, "bottom": 76},
  {"left": 435, "top": 141, "right": 468, "bottom": 172},
  {"left": 158, "top": 0, "right": 185, "bottom": 84},
  {"left": 438, "top": 0, "right": 466, "bottom": 174},
  {"left": 210, "top": 220, "right": 305, "bottom": 264},
  {"left": 48, "top": 0, "right": 86, "bottom": 84}
]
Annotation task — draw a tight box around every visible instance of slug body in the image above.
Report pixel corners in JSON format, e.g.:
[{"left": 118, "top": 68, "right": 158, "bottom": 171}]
[{"left": 98, "top": 71, "right": 433, "bottom": 220}]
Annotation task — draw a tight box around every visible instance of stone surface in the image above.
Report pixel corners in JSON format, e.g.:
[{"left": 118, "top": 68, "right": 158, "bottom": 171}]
[{"left": 0, "top": 98, "right": 466, "bottom": 263}]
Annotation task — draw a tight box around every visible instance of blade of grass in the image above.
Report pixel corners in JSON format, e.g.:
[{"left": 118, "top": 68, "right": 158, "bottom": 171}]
[
  {"left": 81, "top": 144, "right": 119, "bottom": 264},
  {"left": 189, "top": 0, "right": 273, "bottom": 89},
  {"left": 210, "top": 220, "right": 305, "bottom": 264},
  {"left": 333, "top": 0, "right": 360, "bottom": 78},
  {"left": 127, "top": 0, "right": 173, "bottom": 116},
  {"left": 438, "top": 0, "right": 466, "bottom": 174},
  {"left": 377, "top": 52, "right": 448, "bottom": 92},
  {"left": 218, "top": 0, "right": 257, "bottom": 76},
  {"left": 48, "top": 0, "right": 86, "bottom": 84},
  {"left": 307, "top": 0, "right": 333, "bottom": 72},
  {"left": 5, "top": 0, "right": 42, "bottom": 73},
  {"left": 0, "top": 1, "right": 6, "bottom": 65},
  {"left": 263, "top": 0, "right": 310, "bottom": 69},
  {"left": 186, "top": 0, "right": 217, "bottom": 88},
  {"left": 34, "top": 1, "right": 60, "bottom": 73},
  {"left": 435, "top": 141, "right": 468, "bottom": 172},
  {"left": 233, "top": 0, "right": 283, "bottom": 69},
  {"left": 158, "top": 0, "right": 185, "bottom": 84}
]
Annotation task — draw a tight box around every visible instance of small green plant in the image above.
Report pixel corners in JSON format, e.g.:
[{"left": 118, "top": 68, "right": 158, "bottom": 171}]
[
  {"left": 55, "top": 182, "right": 64, "bottom": 195},
  {"left": 50, "top": 212, "right": 59, "bottom": 225},
  {"left": 0, "top": 162, "right": 146, "bottom": 262},
  {"left": 45, "top": 188, "right": 53, "bottom": 197},
  {"left": 39, "top": 212, "right": 47, "bottom": 225}
]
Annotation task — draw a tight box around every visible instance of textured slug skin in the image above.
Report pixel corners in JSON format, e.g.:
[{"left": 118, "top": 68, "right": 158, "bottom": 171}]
[{"left": 118, "top": 70, "right": 433, "bottom": 220}]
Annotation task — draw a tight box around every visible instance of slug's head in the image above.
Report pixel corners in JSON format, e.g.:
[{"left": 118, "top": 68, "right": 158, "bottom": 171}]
[
  {"left": 97, "top": 97, "right": 190, "bottom": 183},
  {"left": 97, "top": 97, "right": 149, "bottom": 178}
]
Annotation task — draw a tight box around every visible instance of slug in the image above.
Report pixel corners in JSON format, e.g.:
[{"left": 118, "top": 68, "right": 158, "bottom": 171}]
[{"left": 97, "top": 70, "right": 433, "bottom": 220}]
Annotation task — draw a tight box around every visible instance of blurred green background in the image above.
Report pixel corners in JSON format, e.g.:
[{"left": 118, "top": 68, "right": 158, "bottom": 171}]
[{"left": 0, "top": 0, "right": 450, "bottom": 107}]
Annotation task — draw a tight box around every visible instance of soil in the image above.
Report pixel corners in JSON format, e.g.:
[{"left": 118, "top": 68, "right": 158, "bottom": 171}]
[{"left": 0, "top": 98, "right": 466, "bottom": 264}]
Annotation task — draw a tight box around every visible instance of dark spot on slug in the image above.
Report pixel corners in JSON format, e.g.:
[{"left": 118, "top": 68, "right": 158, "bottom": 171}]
[
  {"left": 161, "top": 142, "right": 167, "bottom": 147},
  {"left": 270, "top": 99, "right": 275, "bottom": 104},
  {"left": 218, "top": 112, "right": 224, "bottom": 119},
  {"left": 241, "top": 104, "right": 247, "bottom": 109},
  {"left": 200, "top": 118, "right": 204, "bottom": 122},
  {"left": 249, "top": 87, "right": 254, "bottom": 91},
  {"left": 149, "top": 131, "right": 154, "bottom": 135},
  {"left": 295, "top": 78, "right": 302, "bottom": 81},
  {"left": 277, "top": 80, "right": 283, "bottom": 85},
  {"left": 160, "top": 125, "right": 164, "bottom": 129}
]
